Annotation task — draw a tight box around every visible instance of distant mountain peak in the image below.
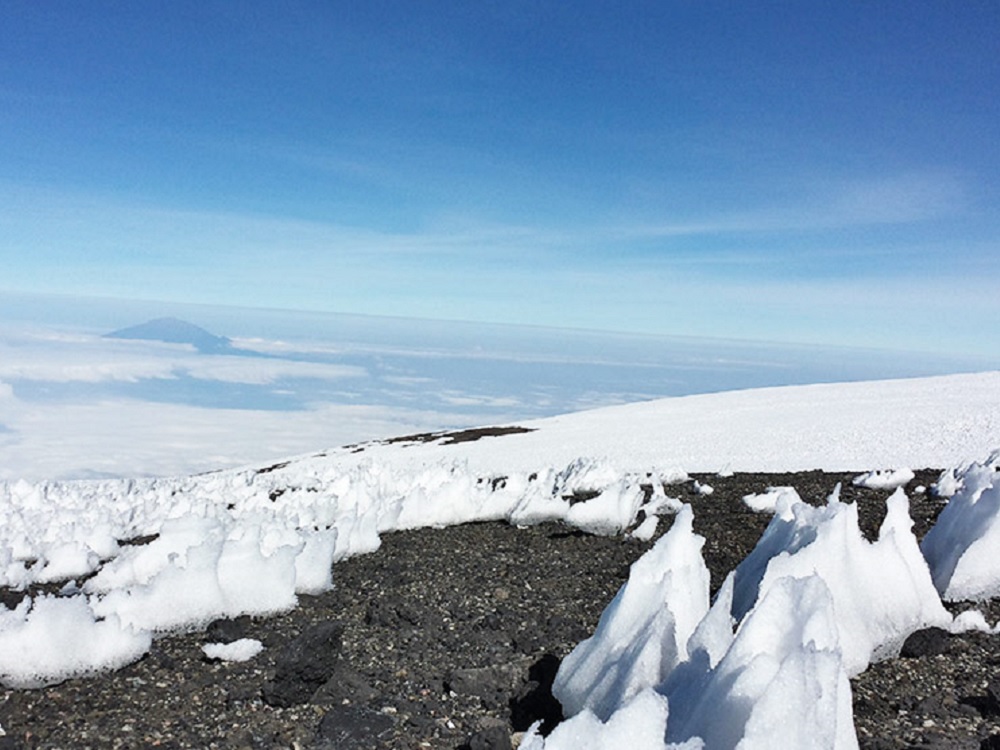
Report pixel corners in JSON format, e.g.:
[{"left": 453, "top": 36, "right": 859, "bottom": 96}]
[{"left": 104, "top": 317, "right": 232, "bottom": 354}]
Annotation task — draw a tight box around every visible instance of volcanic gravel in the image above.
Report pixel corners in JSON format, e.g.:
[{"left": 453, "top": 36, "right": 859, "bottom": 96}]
[{"left": 2, "top": 470, "right": 1000, "bottom": 749}]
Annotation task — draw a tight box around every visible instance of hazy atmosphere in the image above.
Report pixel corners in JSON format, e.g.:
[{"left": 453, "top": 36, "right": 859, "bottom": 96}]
[{"left": 2, "top": 2, "right": 999, "bottom": 355}]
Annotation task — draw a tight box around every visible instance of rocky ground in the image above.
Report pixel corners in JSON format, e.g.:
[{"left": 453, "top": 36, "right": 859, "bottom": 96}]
[{"left": 2, "top": 469, "right": 1000, "bottom": 749}]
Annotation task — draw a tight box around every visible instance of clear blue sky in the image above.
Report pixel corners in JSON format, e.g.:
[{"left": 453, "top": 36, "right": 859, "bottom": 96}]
[{"left": 2, "top": 1, "right": 998, "bottom": 357}]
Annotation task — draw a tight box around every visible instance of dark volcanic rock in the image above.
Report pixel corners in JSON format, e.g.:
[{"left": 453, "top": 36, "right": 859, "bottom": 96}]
[
  {"left": 987, "top": 678, "right": 1000, "bottom": 715},
  {"left": 204, "top": 614, "right": 252, "bottom": 644},
  {"left": 445, "top": 661, "right": 529, "bottom": 712},
  {"left": 365, "top": 598, "right": 424, "bottom": 628},
  {"left": 314, "top": 703, "right": 394, "bottom": 748},
  {"left": 311, "top": 665, "right": 379, "bottom": 707},
  {"left": 262, "top": 621, "right": 344, "bottom": 707},
  {"left": 510, "top": 653, "right": 564, "bottom": 734},
  {"left": 901, "top": 627, "right": 952, "bottom": 658},
  {"left": 466, "top": 725, "right": 513, "bottom": 750},
  {"left": 446, "top": 666, "right": 508, "bottom": 700}
]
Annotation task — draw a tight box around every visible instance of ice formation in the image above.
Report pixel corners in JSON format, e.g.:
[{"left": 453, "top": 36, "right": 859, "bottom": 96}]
[
  {"left": 553, "top": 505, "right": 710, "bottom": 720},
  {"left": 0, "top": 595, "right": 151, "bottom": 688},
  {"left": 741, "top": 486, "right": 801, "bottom": 514},
  {"left": 533, "top": 477, "right": 975, "bottom": 749},
  {"left": 666, "top": 575, "right": 857, "bottom": 750},
  {"left": 922, "top": 450, "right": 1000, "bottom": 600},
  {"left": 0, "top": 456, "right": 671, "bottom": 687},
  {"left": 732, "top": 487, "right": 950, "bottom": 674},
  {"left": 526, "top": 549, "right": 860, "bottom": 750},
  {"left": 518, "top": 689, "right": 696, "bottom": 750}
]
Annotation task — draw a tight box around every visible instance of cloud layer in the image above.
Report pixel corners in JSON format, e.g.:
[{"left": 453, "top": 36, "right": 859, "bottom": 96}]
[{"left": 2, "top": 305, "right": 998, "bottom": 481}]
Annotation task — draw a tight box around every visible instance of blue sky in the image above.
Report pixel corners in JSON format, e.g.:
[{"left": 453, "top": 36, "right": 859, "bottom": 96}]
[{"left": 2, "top": 2, "right": 999, "bottom": 357}]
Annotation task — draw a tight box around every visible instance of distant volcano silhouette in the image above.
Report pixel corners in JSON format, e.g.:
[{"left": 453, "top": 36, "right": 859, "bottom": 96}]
[{"left": 104, "top": 317, "right": 233, "bottom": 354}]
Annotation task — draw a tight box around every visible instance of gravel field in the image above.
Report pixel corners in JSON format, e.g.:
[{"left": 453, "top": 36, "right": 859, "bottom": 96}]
[{"left": 2, "top": 469, "right": 999, "bottom": 749}]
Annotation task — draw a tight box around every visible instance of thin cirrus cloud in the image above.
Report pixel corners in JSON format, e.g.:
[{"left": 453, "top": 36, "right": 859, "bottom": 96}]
[
  {"left": 1, "top": 169, "right": 970, "bottom": 268},
  {"left": 621, "top": 171, "right": 969, "bottom": 240},
  {"left": 823, "top": 172, "right": 968, "bottom": 225}
]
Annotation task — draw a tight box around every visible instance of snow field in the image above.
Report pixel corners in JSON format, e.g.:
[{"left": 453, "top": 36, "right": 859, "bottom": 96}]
[{"left": 326, "top": 371, "right": 1000, "bottom": 475}]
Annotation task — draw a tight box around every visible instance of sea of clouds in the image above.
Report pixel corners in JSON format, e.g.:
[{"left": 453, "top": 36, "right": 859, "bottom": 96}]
[{"left": 2, "top": 292, "right": 997, "bottom": 481}]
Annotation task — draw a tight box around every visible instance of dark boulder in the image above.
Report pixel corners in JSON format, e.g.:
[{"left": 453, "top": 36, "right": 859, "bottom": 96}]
[
  {"left": 262, "top": 622, "right": 344, "bottom": 707},
  {"left": 204, "top": 614, "right": 252, "bottom": 644},
  {"left": 467, "top": 725, "right": 513, "bottom": 750},
  {"left": 510, "top": 653, "right": 563, "bottom": 734},
  {"left": 314, "top": 704, "right": 394, "bottom": 749},
  {"left": 900, "top": 627, "right": 951, "bottom": 658},
  {"left": 311, "top": 666, "right": 378, "bottom": 707}
]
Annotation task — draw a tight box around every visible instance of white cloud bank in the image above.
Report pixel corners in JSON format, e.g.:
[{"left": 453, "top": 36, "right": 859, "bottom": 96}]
[
  {"left": 0, "top": 332, "right": 364, "bottom": 385},
  {"left": 0, "top": 398, "right": 472, "bottom": 481}
]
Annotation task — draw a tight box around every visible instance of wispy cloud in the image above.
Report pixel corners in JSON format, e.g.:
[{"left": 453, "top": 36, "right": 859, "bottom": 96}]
[
  {"left": 181, "top": 357, "right": 365, "bottom": 386},
  {"left": 0, "top": 331, "right": 365, "bottom": 386},
  {"left": 621, "top": 170, "right": 970, "bottom": 240},
  {"left": 824, "top": 172, "right": 967, "bottom": 225},
  {"left": 0, "top": 342, "right": 177, "bottom": 383},
  {"left": 0, "top": 169, "right": 973, "bottom": 277},
  {"left": 438, "top": 392, "right": 523, "bottom": 408}
]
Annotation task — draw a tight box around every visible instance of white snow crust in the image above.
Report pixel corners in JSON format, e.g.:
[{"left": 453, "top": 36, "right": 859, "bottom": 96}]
[
  {"left": 326, "top": 371, "right": 1000, "bottom": 475},
  {"left": 1, "top": 372, "right": 999, "bottom": 748}
]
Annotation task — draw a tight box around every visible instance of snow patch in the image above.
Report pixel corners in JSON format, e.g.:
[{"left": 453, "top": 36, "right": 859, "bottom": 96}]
[
  {"left": 201, "top": 638, "right": 264, "bottom": 662},
  {"left": 742, "top": 486, "right": 801, "bottom": 515},
  {"left": 852, "top": 468, "right": 915, "bottom": 490}
]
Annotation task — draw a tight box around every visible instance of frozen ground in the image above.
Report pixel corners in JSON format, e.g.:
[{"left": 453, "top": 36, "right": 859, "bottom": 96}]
[{"left": 1, "top": 371, "right": 999, "bottom": 748}]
